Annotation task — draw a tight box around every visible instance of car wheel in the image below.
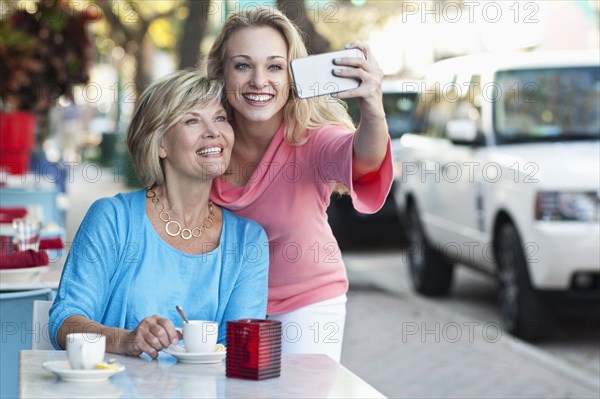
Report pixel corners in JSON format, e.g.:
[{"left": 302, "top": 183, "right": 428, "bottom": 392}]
[
  {"left": 406, "top": 203, "right": 454, "bottom": 296},
  {"left": 496, "top": 222, "right": 555, "bottom": 341}
]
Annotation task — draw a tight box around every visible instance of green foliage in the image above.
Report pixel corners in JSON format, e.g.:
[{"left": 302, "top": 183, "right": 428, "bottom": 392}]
[
  {"left": 0, "top": 0, "right": 93, "bottom": 113},
  {"left": 314, "top": 1, "right": 401, "bottom": 51}
]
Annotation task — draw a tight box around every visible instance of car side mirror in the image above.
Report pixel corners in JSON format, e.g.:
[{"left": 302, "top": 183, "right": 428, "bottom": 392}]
[{"left": 446, "top": 119, "right": 478, "bottom": 144}]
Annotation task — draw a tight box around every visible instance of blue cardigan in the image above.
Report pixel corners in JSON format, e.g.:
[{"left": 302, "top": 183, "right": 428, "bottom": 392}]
[{"left": 50, "top": 189, "right": 268, "bottom": 349}]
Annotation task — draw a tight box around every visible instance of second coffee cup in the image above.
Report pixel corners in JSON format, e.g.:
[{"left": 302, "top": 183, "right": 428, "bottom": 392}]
[
  {"left": 66, "top": 333, "right": 106, "bottom": 370},
  {"left": 183, "top": 320, "right": 218, "bottom": 353}
]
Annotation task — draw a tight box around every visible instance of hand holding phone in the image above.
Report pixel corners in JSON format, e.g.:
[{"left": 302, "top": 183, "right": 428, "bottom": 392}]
[{"left": 290, "top": 48, "right": 365, "bottom": 99}]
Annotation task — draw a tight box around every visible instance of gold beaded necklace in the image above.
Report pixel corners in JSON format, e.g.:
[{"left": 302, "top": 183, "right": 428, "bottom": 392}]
[{"left": 146, "top": 187, "right": 215, "bottom": 240}]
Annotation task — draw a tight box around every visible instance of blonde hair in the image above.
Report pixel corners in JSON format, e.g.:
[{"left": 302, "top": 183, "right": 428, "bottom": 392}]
[
  {"left": 207, "top": 6, "right": 355, "bottom": 145},
  {"left": 127, "top": 70, "right": 224, "bottom": 187}
]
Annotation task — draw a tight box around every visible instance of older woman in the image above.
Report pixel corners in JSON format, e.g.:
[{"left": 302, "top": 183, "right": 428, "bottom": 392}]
[{"left": 49, "top": 70, "right": 269, "bottom": 358}]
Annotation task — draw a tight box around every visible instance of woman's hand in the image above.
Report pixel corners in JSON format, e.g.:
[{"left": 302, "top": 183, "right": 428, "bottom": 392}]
[
  {"left": 332, "top": 40, "right": 385, "bottom": 121},
  {"left": 333, "top": 40, "right": 388, "bottom": 177},
  {"left": 120, "top": 315, "right": 181, "bottom": 358}
]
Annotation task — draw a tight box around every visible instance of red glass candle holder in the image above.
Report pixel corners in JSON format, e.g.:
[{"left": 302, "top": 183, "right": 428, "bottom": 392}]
[{"left": 226, "top": 319, "right": 282, "bottom": 380}]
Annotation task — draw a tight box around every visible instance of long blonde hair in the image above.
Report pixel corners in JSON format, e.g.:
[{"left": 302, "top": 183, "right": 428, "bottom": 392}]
[{"left": 207, "top": 7, "right": 355, "bottom": 145}]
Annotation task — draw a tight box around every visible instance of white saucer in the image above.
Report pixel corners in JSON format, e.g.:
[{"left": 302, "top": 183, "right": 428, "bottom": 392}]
[
  {"left": 42, "top": 361, "right": 125, "bottom": 383},
  {"left": 163, "top": 345, "right": 226, "bottom": 364}
]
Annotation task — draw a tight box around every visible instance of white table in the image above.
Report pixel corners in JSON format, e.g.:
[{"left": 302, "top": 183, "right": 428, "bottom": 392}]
[
  {"left": 0, "top": 258, "right": 67, "bottom": 292},
  {"left": 1, "top": 223, "right": 66, "bottom": 292},
  {"left": 20, "top": 350, "right": 386, "bottom": 398}
]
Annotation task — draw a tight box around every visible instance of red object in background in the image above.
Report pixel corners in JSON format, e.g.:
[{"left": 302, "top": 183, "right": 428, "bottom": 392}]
[
  {"left": 0, "top": 235, "right": 12, "bottom": 254},
  {"left": 0, "top": 234, "right": 62, "bottom": 269},
  {"left": 0, "top": 249, "right": 49, "bottom": 269},
  {"left": 39, "top": 237, "right": 63, "bottom": 250},
  {"left": 6, "top": 238, "right": 64, "bottom": 252},
  {"left": 0, "top": 207, "right": 28, "bottom": 223},
  {"left": 0, "top": 112, "right": 36, "bottom": 175},
  {"left": 1, "top": 234, "right": 64, "bottom": 253},
  {"left": 226, "top": 319, "right": 282, "bottom": 380}
]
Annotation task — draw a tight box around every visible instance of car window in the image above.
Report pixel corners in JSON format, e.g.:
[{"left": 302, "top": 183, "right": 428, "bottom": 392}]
[
  {"left": 343, "top": 90, "right": 419, "bottom": 139},
  {"left": 422, "top": 79, "right": 458, "bottom": 139},
  {"left": 383, "top": 92, "right": 418, "bottom": 139},
  {"left": 456, "top": 74, "right": 483, "bottom": 132},
  {"left": 494, "top": 66, "right": 600, "bottom": 144},
  {"left": 416, "top": 74, "right": 483, "bottom": 140}
]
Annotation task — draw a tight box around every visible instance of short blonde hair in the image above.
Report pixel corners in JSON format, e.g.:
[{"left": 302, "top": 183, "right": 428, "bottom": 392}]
[
  {"left": 127, "top": 70, "right": 224, "bottom": 187},
  {"left": 207, "top": 7, "right": 354, "bottom": 145}
]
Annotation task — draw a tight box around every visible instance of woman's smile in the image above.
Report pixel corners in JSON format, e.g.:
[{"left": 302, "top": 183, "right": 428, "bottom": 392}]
[
  {"left": 242, "top": 92, "right": 276, "bottom": 106},
  {"left": 196, "top": 146, "right": 224, "bottom": 157}
]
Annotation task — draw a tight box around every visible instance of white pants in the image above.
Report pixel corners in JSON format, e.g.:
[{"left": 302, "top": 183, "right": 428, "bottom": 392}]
[{"left": 268, "top": 294, "right": 347, "bottom": 362}]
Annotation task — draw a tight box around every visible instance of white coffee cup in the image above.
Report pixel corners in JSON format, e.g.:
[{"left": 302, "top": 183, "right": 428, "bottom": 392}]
[
  {"left": 183, "top": 320, "right": 218, "bottom": 353},
  {"left": 66, "top": 333, "right": 106, "bottom": 370}
]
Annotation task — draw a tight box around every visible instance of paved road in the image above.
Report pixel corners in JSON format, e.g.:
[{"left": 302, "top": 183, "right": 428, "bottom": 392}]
[{"left": 341, "top": 249, "right": 600, "bottom": 398}]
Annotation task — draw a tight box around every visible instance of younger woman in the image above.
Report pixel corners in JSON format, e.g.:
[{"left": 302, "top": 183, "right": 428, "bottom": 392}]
[{"left": 208, "top": 8, "right": 392, "bottom": 362}]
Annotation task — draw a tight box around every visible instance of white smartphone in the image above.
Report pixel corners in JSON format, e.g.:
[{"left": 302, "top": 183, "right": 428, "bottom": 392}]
[{"left": 290, "top": 48, "right": 365, "bottom": 99}]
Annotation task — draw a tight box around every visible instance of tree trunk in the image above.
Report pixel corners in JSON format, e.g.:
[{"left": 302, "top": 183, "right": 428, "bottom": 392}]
[
  {"left": 134, "top": 36, "right": 154, "bottom": 96},
  {"left": 277, "top": 0, "right": 330, "bottom": 54},
  {"left": 97, "top": 1, "right": 177, "bottom": 99},
  {"left": 178, "top": 0, "right": 209, "bottom": 69}
]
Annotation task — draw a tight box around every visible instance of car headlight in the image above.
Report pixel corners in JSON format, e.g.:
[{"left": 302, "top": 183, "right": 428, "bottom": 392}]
[{"left": 535, "top": 192, "right": 599, "bottom": 221}]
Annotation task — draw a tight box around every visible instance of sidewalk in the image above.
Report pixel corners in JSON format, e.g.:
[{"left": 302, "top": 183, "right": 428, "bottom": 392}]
[
  {"left": 341, "top": 288, "right": 599, "bottom": 398},
  {"left": 62, "top": 167, "right": 600, "bottom": 399}
]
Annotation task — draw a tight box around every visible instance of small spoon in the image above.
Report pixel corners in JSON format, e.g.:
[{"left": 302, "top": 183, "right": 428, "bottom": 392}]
[{"left": 176, "top": 305, "right": 189, "bottom": 324}]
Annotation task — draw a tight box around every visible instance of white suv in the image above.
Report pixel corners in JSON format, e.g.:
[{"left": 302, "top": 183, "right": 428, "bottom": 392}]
[{"left": 393, "top": 51, "right": 600, "bottom": 341}]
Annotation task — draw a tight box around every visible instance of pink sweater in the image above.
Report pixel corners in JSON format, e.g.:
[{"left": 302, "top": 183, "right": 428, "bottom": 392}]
[{"left": 211, "top": 123, "right": 393, "bottom": 314}]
